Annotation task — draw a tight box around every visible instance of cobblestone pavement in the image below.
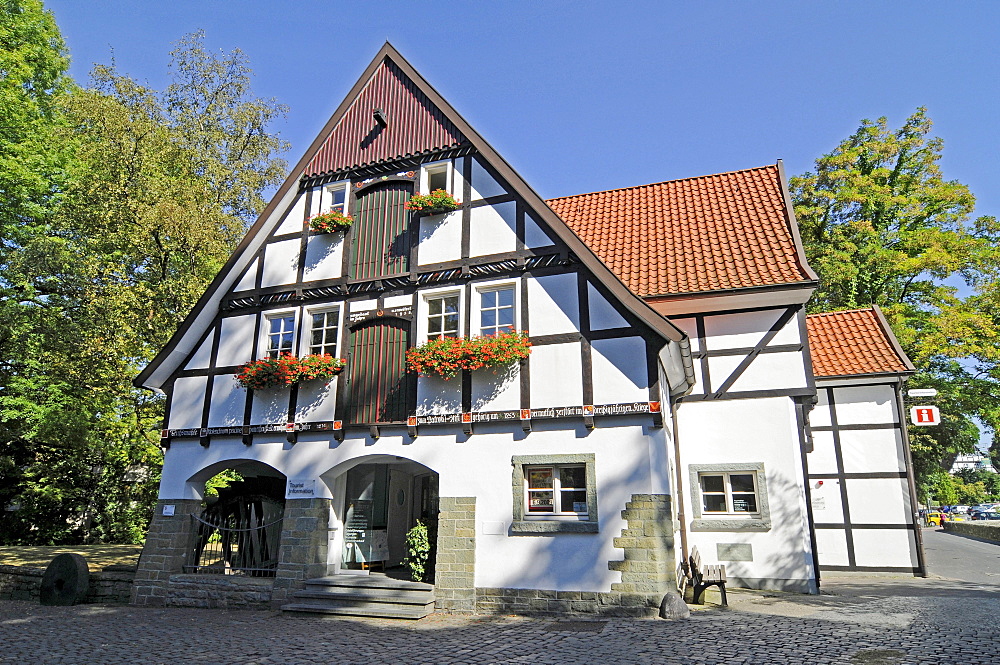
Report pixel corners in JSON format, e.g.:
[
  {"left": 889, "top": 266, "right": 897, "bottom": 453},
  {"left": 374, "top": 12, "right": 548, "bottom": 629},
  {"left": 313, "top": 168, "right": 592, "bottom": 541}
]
[
  {"left": 2, "top": 577, "right": 999, "bottom": 665},
  {"left": 3, "top": 531, "right": 998, "bottom": 665}
]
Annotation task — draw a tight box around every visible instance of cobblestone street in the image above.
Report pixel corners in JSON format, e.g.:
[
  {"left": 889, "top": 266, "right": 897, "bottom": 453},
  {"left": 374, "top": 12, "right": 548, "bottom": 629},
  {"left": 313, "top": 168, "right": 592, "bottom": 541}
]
[
  {"left": 1, "top": 580, "right": 998, "bottom": 664},
  {"left": 2, "top": 530, "right": 998, "bottom": 664}
]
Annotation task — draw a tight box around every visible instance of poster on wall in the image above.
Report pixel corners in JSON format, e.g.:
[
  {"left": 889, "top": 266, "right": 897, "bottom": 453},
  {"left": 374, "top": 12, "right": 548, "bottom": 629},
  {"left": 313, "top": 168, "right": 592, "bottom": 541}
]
[{"left": 344, "top": 499, "right": 373, "bottom": 543}]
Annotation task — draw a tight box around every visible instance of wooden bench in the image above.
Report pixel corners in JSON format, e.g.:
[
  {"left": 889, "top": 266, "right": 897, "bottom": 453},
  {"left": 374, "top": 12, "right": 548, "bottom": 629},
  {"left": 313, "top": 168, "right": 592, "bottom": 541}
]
[{"left": 680, "top": 545, "right": 727, "bottom": 607}]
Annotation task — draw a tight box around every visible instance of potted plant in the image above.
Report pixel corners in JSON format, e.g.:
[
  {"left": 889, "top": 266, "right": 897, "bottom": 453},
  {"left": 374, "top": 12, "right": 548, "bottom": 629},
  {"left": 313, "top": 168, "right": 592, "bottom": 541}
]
[
  {"left": 235, "top": 354, "right": 346, "bottom": 390},
  {"left": 235, "top": 354, "right": 301, "bottom": 390},
  {"left": 309, "top": 209, "right": 353, "bottom": 233},
  {"left": 405, "top": 330, "right": 531, "bottom": 379},
  {"left": 296, "top": 353, "right": 347, "bottom": 382},
  {"left": 404, "top": 189, "right": 461, "bottom": 215}
]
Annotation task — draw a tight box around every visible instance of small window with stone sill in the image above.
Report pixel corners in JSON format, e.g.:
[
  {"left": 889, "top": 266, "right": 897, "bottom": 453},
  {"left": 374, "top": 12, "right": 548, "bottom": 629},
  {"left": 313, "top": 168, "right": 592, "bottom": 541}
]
[
  {"left": 511, "top": 454, "right": 597, "bottom": 534},
  {"left": 689, "top": 463, "right": 771, "bottom": 532}
]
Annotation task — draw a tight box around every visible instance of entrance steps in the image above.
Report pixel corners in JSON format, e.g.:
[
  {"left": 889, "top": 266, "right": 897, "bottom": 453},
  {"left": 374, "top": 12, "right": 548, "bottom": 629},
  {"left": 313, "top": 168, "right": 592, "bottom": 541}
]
[{"left": 282, "top": 574, "right": 435, "bottom": 619}]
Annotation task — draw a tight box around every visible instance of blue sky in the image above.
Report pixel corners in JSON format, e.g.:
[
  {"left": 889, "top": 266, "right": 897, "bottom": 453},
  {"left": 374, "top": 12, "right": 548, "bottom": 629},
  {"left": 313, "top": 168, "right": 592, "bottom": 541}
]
[{"left": 45, "top": 1, "right": 1000, "bottom": 218}]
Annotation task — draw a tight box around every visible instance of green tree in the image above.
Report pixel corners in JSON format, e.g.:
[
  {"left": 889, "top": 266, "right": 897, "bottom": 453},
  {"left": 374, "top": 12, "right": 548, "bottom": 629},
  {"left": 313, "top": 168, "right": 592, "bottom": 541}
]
[
  {"left": 0, "top": 23, "right": 289, "bottom": 544},
  {"left": 791, "top": 109, "right": 1000, "bottom": 482}
]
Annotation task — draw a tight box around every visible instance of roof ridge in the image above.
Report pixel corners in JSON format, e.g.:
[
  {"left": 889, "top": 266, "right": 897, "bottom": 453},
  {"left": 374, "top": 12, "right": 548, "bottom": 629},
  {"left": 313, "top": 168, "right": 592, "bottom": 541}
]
[
  {"left": 546, "top": 163, "right": 779, "bottom": 203},
  {"left": 806, "top": 308, "right": 878, "bottom": 318}
]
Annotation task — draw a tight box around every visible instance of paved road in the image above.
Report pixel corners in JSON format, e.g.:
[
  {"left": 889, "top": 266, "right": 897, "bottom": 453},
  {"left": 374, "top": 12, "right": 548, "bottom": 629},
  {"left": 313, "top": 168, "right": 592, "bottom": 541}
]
[
  {"left": 1, "top": 530, "right": 998, "bottom": 665},
  {"left": 921, "top": 526, "right": 1000, "bottom": 584}
]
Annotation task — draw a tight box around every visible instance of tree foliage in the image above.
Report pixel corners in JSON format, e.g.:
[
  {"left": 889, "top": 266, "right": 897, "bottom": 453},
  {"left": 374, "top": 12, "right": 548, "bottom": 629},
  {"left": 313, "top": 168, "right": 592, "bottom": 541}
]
[
  {"left": 0, "top": 11, "right": 288, "bottom": 544},
  {"left": 791, "top": 108, "right": 1000, "bottom": 484}
]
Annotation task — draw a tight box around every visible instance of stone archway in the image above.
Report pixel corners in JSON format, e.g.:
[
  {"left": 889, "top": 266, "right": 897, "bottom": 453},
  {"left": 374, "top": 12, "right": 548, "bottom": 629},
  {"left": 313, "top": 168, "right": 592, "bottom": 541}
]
[{"left": 131, "top": 459, "right": 286, "bottom": 607}]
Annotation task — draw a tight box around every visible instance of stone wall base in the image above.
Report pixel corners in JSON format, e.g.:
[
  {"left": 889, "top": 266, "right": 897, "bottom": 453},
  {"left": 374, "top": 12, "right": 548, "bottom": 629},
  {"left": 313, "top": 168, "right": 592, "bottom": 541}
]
[
  {"left": 943, "top": 520, "right": 1000, "bottom": 543},
  {"left": 0, "top": 564, "right": 135, "bottom": 604},
  {"left": 475, "top": 587, "right": 661, "bottom": 618},
  {"left": 165, "top": 574, "right": 273, "bottom": 610}
]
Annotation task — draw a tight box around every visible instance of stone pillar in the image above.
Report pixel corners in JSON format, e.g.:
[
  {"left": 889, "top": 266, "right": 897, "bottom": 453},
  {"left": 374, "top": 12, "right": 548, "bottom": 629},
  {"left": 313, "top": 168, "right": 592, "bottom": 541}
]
[
  {"left": 434, "top": 496, "right": 476, "bottom": 613},
  {"left": 131, "top": 499, "right": 202, "bottom": 606},
  {"left": 608, "top": 494, "right": 679, "bottom": 613},
  {"left": 270, "top": 497, "right": 332, "bottom": 608}
]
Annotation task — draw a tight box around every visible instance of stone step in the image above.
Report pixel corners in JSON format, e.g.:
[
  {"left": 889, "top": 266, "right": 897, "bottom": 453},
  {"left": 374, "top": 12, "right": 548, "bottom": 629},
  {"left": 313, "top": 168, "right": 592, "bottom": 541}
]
[
  {"left": 292, "top": 587, "right": 435, "bottom": 605},
  {"left": 282, "top": 602, "right": 432, "bottom": 620},
  {"left": 303, "top": 575, "right": 433, "bottom": 592}
]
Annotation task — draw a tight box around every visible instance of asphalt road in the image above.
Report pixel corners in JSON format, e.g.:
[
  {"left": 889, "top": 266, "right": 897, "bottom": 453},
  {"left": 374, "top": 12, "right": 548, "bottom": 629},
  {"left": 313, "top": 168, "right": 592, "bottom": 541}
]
[{"left": 921, "top": 526, "right": 1000, "bottom": 585}]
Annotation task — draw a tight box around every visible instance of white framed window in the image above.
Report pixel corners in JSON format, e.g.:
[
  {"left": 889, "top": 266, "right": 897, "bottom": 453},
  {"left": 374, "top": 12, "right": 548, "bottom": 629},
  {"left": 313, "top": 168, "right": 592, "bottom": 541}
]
[
  {"left": 263, "top": 311, "right": 297, "bottom": 358},
  {"left": 525, "top": 465, "right": 587, "bottom": 516},
  {"left": 699, "top": 473, "right": 759, "bottom": 514},
  {"left": 421, "top": 290, "right": 461, "bottom": 341},
  {"left": 306, "top": 307, "right": 341, "bottom": 357},
  {"left": 511, "top": 454, "right": 597, "bottom": 534},
  {"left": 420, "top": 160, "right": 452, "bottom": 195},
  {"left": 321, "top": 181, "right": 350, "bottom": 215},
  {"left": 689, "top": 463, "right": 771, "bottom": 532},
  {"left": 478, "top": 285, "right": 516, "bottom": 336}
]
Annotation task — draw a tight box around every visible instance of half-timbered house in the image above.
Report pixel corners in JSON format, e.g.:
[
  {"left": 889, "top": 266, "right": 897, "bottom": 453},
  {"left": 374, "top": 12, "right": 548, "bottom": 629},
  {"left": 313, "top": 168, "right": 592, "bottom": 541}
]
[{"left": 130, "top": 44, "right": 924, "bottom": 617}]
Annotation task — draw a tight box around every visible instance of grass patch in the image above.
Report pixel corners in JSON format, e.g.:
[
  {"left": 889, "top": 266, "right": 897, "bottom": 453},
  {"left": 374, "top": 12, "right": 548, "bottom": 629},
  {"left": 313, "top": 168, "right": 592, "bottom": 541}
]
[{"left": 0, "top": 545, "right": 143, "bottom": 572}]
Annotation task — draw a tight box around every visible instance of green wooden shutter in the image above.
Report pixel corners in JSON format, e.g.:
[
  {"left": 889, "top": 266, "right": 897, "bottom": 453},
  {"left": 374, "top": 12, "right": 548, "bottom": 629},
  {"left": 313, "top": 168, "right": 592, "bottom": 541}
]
[
  {"left": 347, "top": 318, "right": 411, "bottom": 424},
  {"left": 351, "top": 181, "right": 411, "bottom": 280}
]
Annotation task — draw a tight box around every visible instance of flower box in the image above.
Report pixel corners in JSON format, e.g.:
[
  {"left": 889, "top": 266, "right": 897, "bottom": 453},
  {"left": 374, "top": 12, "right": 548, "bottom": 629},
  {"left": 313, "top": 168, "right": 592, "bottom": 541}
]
[
  {"left": 309, "top": 209, "right": 353, "bottom": 233},
  {"left": 404, "top": 189, "right": 461, "bottom": 216},
  {"left": 236, "top": 354, "right": 346, "bottom": 390},
  {"left": 405, "top": 330, "right": 531, "bottom": 379}
]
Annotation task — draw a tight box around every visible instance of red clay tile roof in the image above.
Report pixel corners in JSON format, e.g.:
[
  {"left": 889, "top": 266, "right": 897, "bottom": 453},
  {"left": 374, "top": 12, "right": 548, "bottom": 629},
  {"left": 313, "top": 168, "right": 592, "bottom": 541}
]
[
  {"left": 546, "top": 165, "right": 813, "bottom": 297},
  {"left": 806, "top": 308, "right": 913, "bottom": 377}
]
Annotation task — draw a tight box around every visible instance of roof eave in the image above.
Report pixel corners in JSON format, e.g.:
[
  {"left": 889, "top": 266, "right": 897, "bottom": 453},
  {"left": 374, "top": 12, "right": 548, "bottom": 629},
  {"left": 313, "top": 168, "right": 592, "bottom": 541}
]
[{"left": 775, "top": 159, "right": 820, "bottom": 283}]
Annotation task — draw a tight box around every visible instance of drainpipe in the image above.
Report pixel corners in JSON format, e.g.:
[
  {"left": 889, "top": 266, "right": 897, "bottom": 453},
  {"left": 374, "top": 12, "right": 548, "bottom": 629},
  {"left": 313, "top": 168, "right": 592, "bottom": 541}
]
[
  {"left": 795, "top": 396, "right": 822, "bottom": 591},
  {"left": 671, "top": 398, "right": 689, "bottom": 567}
]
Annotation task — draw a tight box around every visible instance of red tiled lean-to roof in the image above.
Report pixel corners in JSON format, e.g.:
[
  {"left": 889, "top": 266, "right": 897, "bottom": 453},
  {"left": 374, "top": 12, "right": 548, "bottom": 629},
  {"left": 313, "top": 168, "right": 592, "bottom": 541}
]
[
  {"left": 546, "top": 165, "right": 813, "bottom": 297},
  {"left": 806, "top": 308, "right": 913, "bottom": 378}
]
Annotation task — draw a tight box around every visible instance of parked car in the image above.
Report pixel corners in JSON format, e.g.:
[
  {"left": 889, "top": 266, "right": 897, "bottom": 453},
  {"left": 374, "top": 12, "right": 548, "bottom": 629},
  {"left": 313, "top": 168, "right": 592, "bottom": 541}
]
[
  {"left": 975, "top": 512, "right": 1000, "bottom": 521},
  {"left": 924, "top": 511, "right": 947, "bottom": 526}
]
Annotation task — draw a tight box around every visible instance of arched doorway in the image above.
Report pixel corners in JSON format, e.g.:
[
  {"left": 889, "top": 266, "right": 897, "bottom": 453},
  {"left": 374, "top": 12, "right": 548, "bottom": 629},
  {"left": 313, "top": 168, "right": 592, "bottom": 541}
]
[
  {"left": 186, "top": 461, "right": 287, "bottom": 577},
  {"left": 328, "top": 456, "right": 438, "bottom": 582}
]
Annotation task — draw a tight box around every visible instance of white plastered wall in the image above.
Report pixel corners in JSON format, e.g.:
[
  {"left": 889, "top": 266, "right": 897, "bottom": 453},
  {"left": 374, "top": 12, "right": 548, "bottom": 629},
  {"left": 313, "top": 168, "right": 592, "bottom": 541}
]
[
  {"left": 156, "top": 417, "right": 671, "bottom": 593},
  {"left": 677, "top": 397, "right": 817, "bottom": 592}
]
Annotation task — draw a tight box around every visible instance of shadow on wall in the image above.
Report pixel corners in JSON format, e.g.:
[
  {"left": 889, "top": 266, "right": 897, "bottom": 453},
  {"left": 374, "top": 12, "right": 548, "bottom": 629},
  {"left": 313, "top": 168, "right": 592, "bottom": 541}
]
[
  {"left": 471, "top": 363, "right": 518, "bottom": 411},
  {"left": 533, "top": 273, "right": 579, "bottom": 333},
  {"left": 296, "top": 381, "right": 334, "bottom": 420},
  {"left": 303, "top": 234, "right": 340, "bottom": 275},
  {"left": 698, "top": 470, "right": 817, "bottom": 591},
  {"left": 490, "top": 423, "right": 658, "bottom": 592}
]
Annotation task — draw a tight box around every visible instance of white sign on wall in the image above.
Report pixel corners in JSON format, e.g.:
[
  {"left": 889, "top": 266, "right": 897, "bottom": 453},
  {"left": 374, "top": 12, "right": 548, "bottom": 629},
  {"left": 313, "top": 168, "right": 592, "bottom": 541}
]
[
  {"left": 286, "top": 478, "right": 316, "bottom": 499},
  {"left": 910, "top": 405, "right": 940, "bottom": 426}
]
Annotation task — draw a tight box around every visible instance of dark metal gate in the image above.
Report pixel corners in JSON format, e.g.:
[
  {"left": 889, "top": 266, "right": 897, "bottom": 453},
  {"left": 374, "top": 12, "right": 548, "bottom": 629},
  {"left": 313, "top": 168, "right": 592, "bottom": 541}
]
[
  {"left": 187, "top": 494, "right": 284, "bottom": 577},
  {"left": 347, "top": 318, "right": 411, "bottom": 424},
  {"left": 350, "top": 181, "right": 412, "bottom": 280}
]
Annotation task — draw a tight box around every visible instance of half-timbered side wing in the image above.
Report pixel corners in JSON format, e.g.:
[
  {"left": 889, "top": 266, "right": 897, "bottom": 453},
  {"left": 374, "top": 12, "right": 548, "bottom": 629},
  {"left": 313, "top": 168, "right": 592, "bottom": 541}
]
[{"left": 805, "top": 308, "right": 924, "bottom": 575}]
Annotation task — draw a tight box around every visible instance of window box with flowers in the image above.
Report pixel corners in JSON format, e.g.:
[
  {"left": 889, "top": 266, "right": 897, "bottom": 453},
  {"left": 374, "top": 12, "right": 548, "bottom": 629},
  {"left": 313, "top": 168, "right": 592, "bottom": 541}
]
[
  {"left": 405, "top": 330, "right": 531, "bottom": 379},
  {"left": 404, "top": 189, "right": 461, "bottom": 216},
  {"left": 236, "top": 354, "right": 347, "bottom": 390},
  {"left": 309, "top": 210, "right": 354, "bottom": 234}
]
